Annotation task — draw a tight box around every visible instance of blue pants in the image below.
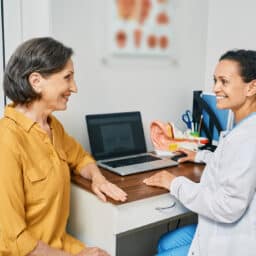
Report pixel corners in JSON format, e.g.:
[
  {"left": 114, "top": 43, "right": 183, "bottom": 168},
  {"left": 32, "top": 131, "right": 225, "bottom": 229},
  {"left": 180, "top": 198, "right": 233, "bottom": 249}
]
[{"left": 156, "top": 224, "right": 197, "bottom": 256}]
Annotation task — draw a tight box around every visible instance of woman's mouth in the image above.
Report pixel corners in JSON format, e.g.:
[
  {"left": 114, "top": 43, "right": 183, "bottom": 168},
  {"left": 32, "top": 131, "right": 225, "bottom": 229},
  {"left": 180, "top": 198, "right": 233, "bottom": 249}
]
[
  {"left": 216, "top": 95, "right": 227, "bottom": 100},
  {"left": 62, "top": 94, "right": 70, "bottom": 102}
]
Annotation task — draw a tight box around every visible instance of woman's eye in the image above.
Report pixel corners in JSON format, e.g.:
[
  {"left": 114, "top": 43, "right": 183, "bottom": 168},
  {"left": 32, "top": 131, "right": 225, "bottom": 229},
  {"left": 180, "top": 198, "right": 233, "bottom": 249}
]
[
  {"left": 64, "top": 75, "right": 71, "bottom": 80},
  {"left": 221, "top": 79, "right": 228, "bottom": 85}
]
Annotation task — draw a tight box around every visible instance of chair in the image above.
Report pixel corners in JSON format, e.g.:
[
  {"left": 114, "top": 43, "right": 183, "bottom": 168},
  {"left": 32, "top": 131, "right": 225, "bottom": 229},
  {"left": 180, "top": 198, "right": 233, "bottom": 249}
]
[{"left": 192, "top": 90, "right": 223, "bottom": 150}]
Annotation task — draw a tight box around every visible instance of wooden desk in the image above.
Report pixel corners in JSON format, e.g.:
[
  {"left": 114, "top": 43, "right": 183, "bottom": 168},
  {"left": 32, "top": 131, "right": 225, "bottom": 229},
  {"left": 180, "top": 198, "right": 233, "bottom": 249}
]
[{"left": 68, "top": 163, "right": 204, "bottom": 255}]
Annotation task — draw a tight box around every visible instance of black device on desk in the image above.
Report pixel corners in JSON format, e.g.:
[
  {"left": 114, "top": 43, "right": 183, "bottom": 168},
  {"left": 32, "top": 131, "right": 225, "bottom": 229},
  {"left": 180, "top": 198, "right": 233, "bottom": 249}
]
[
  {"left": 171, "top": 153, "right": 188, "bottom": 162},
  {"left": 198, "top": 144, "right": 217, "bottom": 152}
]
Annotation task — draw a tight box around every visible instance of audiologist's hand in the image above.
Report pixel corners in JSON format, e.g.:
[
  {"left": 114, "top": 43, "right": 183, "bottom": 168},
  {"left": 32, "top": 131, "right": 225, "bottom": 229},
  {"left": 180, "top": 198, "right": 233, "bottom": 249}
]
[
  {"left": 76, "top": 247, "right": 110, "bottom": 256},
  {"left": 175, "top": 148, "right": 197, "bottom": 163},
  {"left": 143, "top": 170, "right": 176, "bottom": 191}
]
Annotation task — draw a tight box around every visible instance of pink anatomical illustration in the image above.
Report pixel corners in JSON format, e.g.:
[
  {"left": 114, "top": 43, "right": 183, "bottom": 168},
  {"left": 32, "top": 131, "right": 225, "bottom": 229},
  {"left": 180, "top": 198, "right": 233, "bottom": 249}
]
[
  {"left": 156, "top": 12, "right": 169, "bottom": 25},
  {"left": 116, "top": 0, "right": 136, "bottom": 20},
  {"left": 134, "top": 28, "right": 142, "bottom": 48},
  {"left": 117, "top": 0, "right": 152, "bottom": 24},
  {"left": 116, "top": 30, "right": 127, "bottom": 48},
  {"left": 137, "top": 0, "right": 152, "bottom": 24},
  {"left": 113, "top": 0, "right": 172, "bottom": 54},
  {"left": 159, "top": 35, "right": 169, "bottom": 49},
  {"left": 147, "top": 34, "right": 157, "bottom": 48}
]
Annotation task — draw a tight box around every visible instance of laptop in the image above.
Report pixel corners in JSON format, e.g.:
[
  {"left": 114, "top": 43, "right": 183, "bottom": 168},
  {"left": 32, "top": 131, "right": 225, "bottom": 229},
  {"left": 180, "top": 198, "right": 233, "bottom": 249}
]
[{"left": 85, "top": 111, "right": 178, "bottom": 176}]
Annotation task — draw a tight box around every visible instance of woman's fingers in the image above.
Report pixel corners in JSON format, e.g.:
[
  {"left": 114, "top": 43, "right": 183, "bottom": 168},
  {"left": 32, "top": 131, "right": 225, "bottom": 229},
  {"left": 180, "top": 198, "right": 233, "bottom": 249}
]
[
  {"left": 77, "top": 246, "right": 110, "bottom": 256},
  {"left": 92, "top": 186, "right": 107, "bottom": 202},
  {"left": 143, "top": 171, "right": 175, "bottom": 190},
  {"left": 174, "top": 148, "right": 197, "bottom": 163},
  {"left": 100, "top": 182, "right": 127, "bottom": 202},
  {"left": 92, "top": 181, "right": 127, "bottom": 202}
]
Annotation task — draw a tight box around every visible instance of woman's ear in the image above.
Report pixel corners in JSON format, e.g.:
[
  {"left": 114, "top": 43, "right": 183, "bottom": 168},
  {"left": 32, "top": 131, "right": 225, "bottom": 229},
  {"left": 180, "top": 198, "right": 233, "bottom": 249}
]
[
  {"left": 247, "top": 80, "right": 256, "bottom": 97},
  {"left": 28, "top": 72, "right": 43, "bottom": 93}
]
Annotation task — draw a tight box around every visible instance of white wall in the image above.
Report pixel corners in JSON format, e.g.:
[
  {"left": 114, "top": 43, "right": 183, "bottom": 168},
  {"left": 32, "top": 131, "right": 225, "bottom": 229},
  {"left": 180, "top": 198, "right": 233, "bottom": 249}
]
[
  {"left": 50, "top": 0, "right": 208, "bottom": 151},
  {"left": 2, "top": 0, "right": 22, "bottom": 69},
  {"left": 1, "top": 0, "right": 51, "bottom": 114},
  {"left": 3, "top": 0, "right": 51, "bottom": 61},
  {"left": 204, "top": 0, "right": 256, "bottom": 92},
  {"left": 1, "top": 0, "right": 24, "bottom": 116}
]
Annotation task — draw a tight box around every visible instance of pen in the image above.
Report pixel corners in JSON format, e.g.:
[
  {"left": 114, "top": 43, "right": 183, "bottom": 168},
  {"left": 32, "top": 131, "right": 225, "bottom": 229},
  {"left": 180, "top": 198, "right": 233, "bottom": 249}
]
[
  {"left": 194, "top": 121, "right": 197, "bottom": 133},
  {"left": 191, "top": 121, "right": 194, "bottom": 132},
  {"left": 198, "top": 115, "right": 203, "bottom": 134}
]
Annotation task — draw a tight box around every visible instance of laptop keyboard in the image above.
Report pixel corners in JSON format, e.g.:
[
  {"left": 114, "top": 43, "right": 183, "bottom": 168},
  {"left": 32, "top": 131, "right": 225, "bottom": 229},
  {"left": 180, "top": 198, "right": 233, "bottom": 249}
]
[{"left": 103, "top": 155, "right": 161, "bottom": 168}]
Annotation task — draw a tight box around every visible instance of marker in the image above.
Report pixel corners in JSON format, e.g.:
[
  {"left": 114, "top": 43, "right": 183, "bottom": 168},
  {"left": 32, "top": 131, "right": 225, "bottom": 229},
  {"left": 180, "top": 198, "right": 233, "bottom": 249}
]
[{"left": 198, "top": 115, "right": 203, "bottom": 134}]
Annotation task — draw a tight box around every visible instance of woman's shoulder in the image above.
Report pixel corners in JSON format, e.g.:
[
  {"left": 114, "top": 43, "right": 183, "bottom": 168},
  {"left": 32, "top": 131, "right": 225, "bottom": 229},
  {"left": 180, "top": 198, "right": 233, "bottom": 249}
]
[
  {"left": 0, "top": 115, "right": 19, "bottom": 133},
  {"left": 225, "top": 116, "right": 256, "bottom": 147},
  {"left": 0, "top": 117, "right": 20, "bottom": 147}
]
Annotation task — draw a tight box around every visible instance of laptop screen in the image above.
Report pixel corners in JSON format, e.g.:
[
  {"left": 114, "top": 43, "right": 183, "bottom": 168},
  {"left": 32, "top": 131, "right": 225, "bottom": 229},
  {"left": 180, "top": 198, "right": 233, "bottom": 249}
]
[{"left": 86, "top": 112, "right": 147, "bottom": 160}]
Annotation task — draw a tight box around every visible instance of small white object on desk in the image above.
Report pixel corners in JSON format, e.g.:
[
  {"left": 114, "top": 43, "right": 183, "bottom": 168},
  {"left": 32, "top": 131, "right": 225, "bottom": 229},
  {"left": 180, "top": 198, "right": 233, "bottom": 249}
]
[{"left": 155, "top": 149, "right": 175, "bottom": 157}]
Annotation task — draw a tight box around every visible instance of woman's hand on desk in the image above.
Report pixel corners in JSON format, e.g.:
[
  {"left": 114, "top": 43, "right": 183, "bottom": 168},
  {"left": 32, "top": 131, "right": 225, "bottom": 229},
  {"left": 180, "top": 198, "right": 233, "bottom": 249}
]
[
  {"left": 91, "top": 175, "right": 127, "bottom": 202},
  {"left": 76, "top": 247, "right": 110, "bottom": 256},
  {"left": 80, "top": 163, "right": 127, "bottom": 202},
  {"left": 175, "top": 148, "right": 197, "bottom": 163},
  {"left": 143, "top": 171, "right": 176, "bottom": 191}
]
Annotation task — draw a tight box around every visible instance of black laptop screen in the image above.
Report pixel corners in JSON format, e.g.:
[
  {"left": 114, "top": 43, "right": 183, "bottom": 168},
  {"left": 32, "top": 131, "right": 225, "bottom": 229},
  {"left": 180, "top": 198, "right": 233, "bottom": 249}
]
[{"left": 86, "top": 112, "right": 147, "bottom": 160}]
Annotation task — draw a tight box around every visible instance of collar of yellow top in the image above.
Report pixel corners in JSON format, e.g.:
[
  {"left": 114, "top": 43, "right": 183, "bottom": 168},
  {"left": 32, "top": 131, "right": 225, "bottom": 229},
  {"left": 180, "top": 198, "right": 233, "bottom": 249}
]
[{"left": 4, "top": 104, "right": 53, "bottom": 132}]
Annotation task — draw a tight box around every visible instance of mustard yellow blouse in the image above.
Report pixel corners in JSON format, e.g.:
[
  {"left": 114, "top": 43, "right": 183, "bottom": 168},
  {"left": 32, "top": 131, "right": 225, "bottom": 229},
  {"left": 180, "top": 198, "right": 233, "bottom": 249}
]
[{"left": 0, "top": 106, "right": 95, "bottom": 255}]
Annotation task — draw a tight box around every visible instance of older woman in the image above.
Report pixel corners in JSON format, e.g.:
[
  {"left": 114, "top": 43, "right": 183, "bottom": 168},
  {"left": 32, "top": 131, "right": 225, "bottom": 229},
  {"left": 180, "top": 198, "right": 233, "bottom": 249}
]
[
  {"left": 144, "top": 49, "right": 256, "bottom": 256},
  {"left": 0, "top": 37, "right": 127, "bottom": 256}
]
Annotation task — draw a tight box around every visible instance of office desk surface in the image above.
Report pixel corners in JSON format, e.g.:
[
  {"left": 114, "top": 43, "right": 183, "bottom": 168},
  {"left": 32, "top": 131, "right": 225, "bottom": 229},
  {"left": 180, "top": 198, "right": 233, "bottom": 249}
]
[{"left": 71, "top": 162, "right": 204, "bottom": 205}]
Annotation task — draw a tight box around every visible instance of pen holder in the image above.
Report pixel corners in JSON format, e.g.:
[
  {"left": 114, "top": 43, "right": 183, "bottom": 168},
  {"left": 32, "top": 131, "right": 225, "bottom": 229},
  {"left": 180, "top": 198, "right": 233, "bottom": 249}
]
[{"left": 190, "top": 131, "right": 200, "bottom": 137}]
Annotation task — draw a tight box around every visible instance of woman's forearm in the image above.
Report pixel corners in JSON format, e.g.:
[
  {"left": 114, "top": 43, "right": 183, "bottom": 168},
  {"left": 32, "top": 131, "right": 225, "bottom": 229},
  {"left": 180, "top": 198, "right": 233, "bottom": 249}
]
[{"left": 79, "top": 163, "right": 106, "bottom": 182}]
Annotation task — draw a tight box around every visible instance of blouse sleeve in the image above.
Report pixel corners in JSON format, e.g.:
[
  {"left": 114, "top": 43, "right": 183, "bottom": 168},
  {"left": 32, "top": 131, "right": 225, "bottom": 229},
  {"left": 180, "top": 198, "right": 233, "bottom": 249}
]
[{"left": 62, "top": 233, "right": 85, "bottom": 254}]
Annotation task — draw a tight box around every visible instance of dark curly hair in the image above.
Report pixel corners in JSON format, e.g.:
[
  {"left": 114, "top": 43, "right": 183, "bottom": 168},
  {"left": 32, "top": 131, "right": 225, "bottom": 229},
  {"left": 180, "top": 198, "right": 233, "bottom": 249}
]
[
  {"left": 3, "top": 37, "right": 73, "bottom": 104},
  {"left": 219, "top": 49, "right": 256, "bottom": 83}
]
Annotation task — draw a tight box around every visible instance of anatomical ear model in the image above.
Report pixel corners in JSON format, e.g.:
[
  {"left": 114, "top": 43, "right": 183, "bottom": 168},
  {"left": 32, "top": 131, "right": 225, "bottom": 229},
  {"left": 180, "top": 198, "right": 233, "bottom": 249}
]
[
  {"left": 150, "top": 121, "right": 207, "bottom": 152},
  {"left": 150, "top": 121, "right": 174, "bottom": 151}
]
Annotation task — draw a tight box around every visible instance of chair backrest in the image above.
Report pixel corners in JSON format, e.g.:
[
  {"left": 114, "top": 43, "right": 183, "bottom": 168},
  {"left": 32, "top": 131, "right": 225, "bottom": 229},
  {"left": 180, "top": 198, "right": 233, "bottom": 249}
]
[{"left": 192, "top": 90, "right": 223, "bottom": 145}]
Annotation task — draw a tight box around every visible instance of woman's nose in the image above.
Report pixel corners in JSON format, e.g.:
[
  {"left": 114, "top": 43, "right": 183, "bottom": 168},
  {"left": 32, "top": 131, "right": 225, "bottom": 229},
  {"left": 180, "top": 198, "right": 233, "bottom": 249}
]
[
  {"left": 70, "top": 81, "right": 78, "bottom": 93},
  {"left": 213, "top": 81, "right": 221, "bottom": 93}
]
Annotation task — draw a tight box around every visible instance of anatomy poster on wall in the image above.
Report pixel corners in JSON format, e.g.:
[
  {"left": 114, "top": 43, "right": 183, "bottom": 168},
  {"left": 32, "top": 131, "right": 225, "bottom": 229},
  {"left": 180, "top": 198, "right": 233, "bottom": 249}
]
[{"left": 109, "top": 0, "right": 174, "bottom": 57}]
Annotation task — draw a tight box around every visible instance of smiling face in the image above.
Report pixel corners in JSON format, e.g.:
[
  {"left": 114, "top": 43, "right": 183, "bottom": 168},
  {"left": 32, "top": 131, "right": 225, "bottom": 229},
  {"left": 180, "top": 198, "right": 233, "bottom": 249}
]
[
  {"left": 29, "top": 58, "right": 77, "bottom": 112},
  {"left": 213, "top": 59, "right": 256, "bottom": 121}
]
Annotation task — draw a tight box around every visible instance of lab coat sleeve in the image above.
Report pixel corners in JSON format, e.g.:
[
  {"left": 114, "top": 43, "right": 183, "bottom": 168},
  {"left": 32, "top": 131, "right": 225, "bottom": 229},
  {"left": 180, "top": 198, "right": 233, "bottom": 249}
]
[
  {"left": 194, "top": 150, "right": 213, "bottom": 164},
  {"left": 171, "top": 134, "right": 256, "bottom": 223}
]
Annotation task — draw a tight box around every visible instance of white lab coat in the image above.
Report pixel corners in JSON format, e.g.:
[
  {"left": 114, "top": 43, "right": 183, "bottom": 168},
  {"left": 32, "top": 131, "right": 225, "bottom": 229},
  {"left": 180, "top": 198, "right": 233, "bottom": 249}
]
[{"left": 170, "top": 113, "right": 256, "bottom": 256}]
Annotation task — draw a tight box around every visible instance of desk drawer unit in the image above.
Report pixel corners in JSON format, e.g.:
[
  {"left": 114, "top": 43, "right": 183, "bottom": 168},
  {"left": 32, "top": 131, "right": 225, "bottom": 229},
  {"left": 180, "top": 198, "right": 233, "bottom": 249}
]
[{"left": 68, "top": 184, "right": 190, "bottom": 256}]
